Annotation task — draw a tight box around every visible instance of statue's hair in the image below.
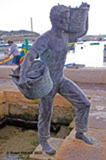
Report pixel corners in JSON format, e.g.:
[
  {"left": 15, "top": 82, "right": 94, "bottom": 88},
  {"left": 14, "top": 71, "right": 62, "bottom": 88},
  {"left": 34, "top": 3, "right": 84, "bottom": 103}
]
[{"left": 50, "top": 5, "right": 69, "bottom": 25}]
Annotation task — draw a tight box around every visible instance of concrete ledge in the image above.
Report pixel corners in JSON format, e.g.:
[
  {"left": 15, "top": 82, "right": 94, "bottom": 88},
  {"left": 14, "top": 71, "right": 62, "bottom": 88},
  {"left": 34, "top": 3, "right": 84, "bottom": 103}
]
[
  {"left": 0, "top": 66, "right": 106, "bottom": 84},
  {"left": 0, "top": 66, "right": 17, "bottom": 79},
  {"left": 64, "top": 67, "right": 106, "bottom": 84}
]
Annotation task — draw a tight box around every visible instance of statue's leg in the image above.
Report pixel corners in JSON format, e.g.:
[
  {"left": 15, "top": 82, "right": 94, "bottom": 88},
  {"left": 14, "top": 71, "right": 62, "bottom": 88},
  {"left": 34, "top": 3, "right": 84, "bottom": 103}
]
[
  {"left": 38, "top": 92, "right": 56, "bottom": 154},
  {"left": 58, "top": 78, "right": 94, "bottom": 144}
]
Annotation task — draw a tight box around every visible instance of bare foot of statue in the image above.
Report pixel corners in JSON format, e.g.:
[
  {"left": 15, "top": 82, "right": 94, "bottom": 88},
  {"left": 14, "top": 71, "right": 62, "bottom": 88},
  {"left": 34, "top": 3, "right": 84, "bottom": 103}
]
[
  {"left": 75, "top": 132, "right": 94, "bottom": 145},
  {"left": 40, "top": 140, "right": 56, "bottom": 155}
]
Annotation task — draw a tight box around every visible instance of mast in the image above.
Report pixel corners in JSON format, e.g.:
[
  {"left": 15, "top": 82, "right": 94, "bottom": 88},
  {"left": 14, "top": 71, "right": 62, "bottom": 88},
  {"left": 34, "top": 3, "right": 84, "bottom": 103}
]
[{"left": 31, "top": 17, "right": 33, "bottom": 32}]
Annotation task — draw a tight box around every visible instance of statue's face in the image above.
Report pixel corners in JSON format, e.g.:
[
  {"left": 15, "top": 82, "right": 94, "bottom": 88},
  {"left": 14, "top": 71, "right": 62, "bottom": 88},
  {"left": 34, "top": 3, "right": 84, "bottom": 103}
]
[
  {"left": 58, "top": 10, "right": 70, "bottom": 32},
  {"left": 52, "top": 10, "right": 70, "bottom": 32},
  {"left": 50, "top": 4, "right": 89, "bottom": 34},
  {"left": 50, "top": 5, "right": 70, "bottom": 32}
]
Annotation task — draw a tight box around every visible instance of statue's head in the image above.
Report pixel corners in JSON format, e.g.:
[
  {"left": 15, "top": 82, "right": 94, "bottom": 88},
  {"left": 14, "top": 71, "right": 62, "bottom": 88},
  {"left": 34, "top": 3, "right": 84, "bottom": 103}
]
[
  {"left": 50, "top": 5, "right": 70, "bottom": 32},
  {"left": 50, "top": 3, "right": 90, "bottom": 38}
]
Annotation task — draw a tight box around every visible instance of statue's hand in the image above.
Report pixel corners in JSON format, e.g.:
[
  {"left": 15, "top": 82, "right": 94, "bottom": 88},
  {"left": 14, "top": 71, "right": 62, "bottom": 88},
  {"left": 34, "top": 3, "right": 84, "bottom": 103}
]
[
  {"left": 19, "top": 49, "right": 39, "bottom": 86},
  {"left": 19, "top": 73, "right": 31, "bottom": 88},
  {"left": 19, "top": 74, "right": 26, "bottom": 85}
]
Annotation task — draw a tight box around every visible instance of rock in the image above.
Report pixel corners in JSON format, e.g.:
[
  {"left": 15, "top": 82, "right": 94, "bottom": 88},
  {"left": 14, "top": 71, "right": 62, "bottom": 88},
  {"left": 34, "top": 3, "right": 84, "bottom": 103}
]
[
  {"left": 0, "top": 91, "right": 75, "bottom": 126},
  {"left": 56, "top": 126, "right": 70, "bottom": 139},
  {"left": 30, "top": 138, "right": 64, "bottom": 160},
  {"left": 52, "top": 105, "right": 74, "bottom": 125}
]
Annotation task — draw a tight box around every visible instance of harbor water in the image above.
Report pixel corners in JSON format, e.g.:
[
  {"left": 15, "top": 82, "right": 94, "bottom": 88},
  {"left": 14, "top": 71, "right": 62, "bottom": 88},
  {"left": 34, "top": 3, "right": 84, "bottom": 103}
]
[
  {"left": 0, "top": 47, "right": 9, "bottom": 59},
  {"left": 0, "top": 41, "right": 106, "bottom": 67}
]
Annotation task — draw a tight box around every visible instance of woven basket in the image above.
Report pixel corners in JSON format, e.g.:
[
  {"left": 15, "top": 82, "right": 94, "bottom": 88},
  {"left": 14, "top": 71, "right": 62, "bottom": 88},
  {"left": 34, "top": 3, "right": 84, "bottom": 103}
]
[{"left": 69, "top": 7, "right": 89, "bottom": 33}]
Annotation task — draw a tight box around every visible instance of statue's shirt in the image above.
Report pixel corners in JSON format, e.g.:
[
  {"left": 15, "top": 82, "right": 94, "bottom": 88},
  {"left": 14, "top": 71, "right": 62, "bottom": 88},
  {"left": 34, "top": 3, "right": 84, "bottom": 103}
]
[{"left": 31, "top": 31, "right": 68, "bottom": 82}]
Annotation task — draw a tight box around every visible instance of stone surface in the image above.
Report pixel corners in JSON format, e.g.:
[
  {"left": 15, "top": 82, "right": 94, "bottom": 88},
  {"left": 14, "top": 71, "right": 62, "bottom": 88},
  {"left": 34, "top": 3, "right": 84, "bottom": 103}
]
[
  {"left": 54, "top": 83, "right": 106, "bottom": 160},
  {"left": 3, "top": 91, "right": 34, "bottom": 103},
  {"left": 64, "top": 67, "right": 106, "bottom": 84},
  {"left": 0, "top": 73, "right": 106, "bottom": 160},
  {"left": 54, "top": 94, "right": 74, "bottom": 108},
  {"left": 89, "top": 116, "right": 106, "bottom": 130},
  {"left": 52, "top": 105, "right": 74, "bottom": 125},
  {"left": 56, "top": 126, "right": 70, "bottom": 139},
  {"left": 0, "top": 92, "right": 8, "bottom": 118},
  {"left": 0, "top": 104, "right": 8, "bottom": 118},
  {"left": 0, "top": 66, "right": 106, "bottom": 84},
  {"left": 55, "top": 129, "right": 106, "bottom": 160},
  {"left": 0, "top": 92, "right": 6, "bottom": 104},
  {"left": 0, "top": 66, "right": 17, "bottom": 79},
  {"left": 30, "top": 138, "right": 64, "bottom": 160},
  {"left": 0, "top": 90, "right": 74, "bottom": 124},
  {"left": 8, "top": 103, "right": 38, "bottom": 121}
]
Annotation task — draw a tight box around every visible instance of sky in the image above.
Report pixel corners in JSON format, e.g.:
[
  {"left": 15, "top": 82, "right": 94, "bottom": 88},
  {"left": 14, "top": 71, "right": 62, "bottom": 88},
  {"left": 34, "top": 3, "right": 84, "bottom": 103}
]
[{"left": 0, "top": 0, "right": 106, "bottom": 35}]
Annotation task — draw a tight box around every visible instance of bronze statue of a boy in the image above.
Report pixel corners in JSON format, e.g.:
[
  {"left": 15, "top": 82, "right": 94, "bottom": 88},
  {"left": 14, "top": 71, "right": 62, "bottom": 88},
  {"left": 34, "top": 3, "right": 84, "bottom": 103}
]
[{"left": 19, "top": 3, "right": 94, "bottom": 155}]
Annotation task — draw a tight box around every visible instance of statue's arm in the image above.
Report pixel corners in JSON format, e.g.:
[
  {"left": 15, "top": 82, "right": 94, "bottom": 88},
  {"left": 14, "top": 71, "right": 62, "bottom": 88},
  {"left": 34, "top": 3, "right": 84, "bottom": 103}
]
[
  {"left": 19, "top": 36, "right": 48, "bottom": 84},
  {"left": 77, "top": 2, "right": 89, "bottom": 38},
  {"left": 19, "top": 49, "right": 39, "bottom": 84}
]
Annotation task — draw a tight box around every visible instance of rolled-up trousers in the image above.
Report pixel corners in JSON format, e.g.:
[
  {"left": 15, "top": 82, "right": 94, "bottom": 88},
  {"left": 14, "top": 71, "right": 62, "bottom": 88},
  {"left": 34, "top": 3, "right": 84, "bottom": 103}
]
[{"left": 38, "top": 77, "right": 90, "bottom": 141}]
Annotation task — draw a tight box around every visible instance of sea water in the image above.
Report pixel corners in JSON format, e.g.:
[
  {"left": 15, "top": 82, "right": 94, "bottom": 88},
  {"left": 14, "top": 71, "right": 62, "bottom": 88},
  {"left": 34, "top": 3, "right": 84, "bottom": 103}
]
[
  {"left": 0, "top": 41, "right": 106, "bottom": 67},
  {"left": 0, "top": 46, "right": 9, "bottom": 59}
]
